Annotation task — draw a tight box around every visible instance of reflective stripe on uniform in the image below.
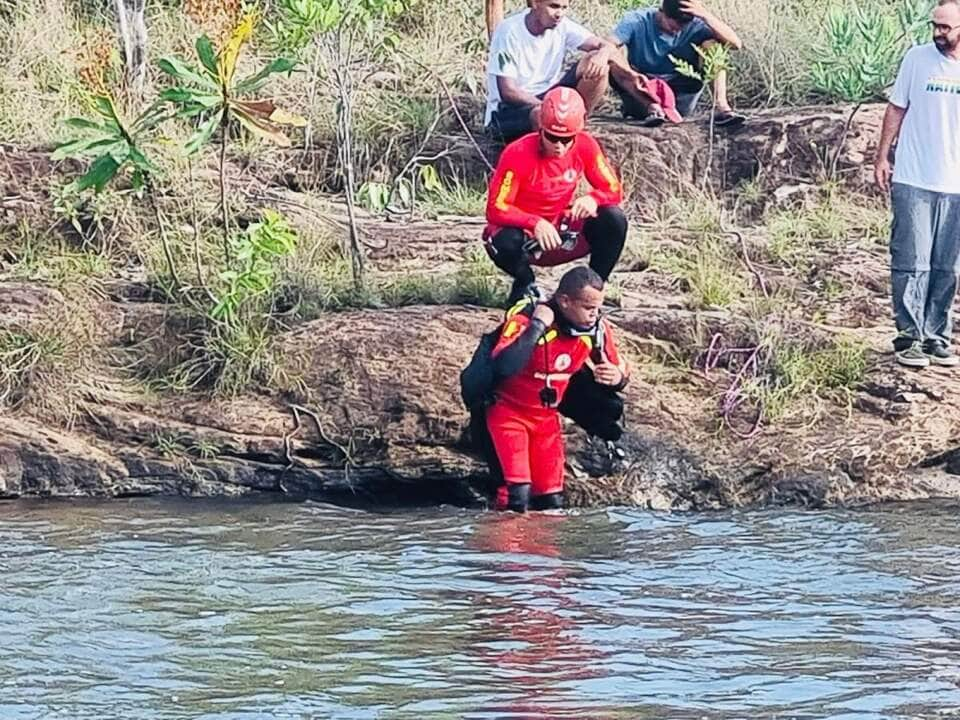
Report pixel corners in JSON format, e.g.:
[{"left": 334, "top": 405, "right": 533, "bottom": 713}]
[
  {"left": 595, "top": 153, "right": 619, "bottom": 193},
  {"left": 506, "top": 296, "right": 532, "bottom": 319},
  {"left": 494, "top": 170, "right": 515, "bottom": 211},
  {"left": 537, "top": 329, "right": 559, "bottom": 345},
  {"left": 533, "top": 371, "right": 573, "bottom": 382}
]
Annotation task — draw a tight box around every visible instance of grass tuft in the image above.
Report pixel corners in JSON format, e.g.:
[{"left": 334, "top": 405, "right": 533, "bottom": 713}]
[
  {"left": 0, "top": 295, "right": 104, "bottom": 424},
  {"left": 749, "top": 333, "right": 868, "bottom": 422},
  {"left": 654, "top": 236, "right": 749, "bottom": 309},
  {"left": 764, "top": 186, "right": 890, "bottom": 268}
]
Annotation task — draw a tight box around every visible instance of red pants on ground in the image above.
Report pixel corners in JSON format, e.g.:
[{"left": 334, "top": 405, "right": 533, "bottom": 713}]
[{"left": 486, "top": 399, "right": 565, "bottom": 506}]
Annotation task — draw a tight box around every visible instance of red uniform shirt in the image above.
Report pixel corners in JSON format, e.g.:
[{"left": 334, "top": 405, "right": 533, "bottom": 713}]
[
  {"left": 485, "top": 132, "right": 623, "bottom": 233},
  {"left": 490, "top": 300, "right": 625, "bottom": 411}
]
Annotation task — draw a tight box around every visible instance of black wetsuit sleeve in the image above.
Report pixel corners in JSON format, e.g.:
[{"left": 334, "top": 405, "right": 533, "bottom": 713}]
[{"left": 492, "top": 318, "right": 547, "bottom": 379}]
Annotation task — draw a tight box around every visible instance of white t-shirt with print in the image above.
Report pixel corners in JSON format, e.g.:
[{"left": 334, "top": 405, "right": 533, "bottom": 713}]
[
  {"left": 889, "top": 43, "right": 960, "bottom": 194},
  {"left": 484, "top": 10, "right": 591, "bottom": 125}
]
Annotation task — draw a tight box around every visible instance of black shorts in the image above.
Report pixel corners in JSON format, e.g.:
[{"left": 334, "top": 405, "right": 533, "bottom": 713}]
[{"left": 486, "top": 63, "right": 579, "bottom": 142}]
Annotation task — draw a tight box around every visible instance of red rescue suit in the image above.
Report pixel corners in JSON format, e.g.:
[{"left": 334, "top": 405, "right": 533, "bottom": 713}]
[
  {"left": 483, "top": 132, "right": 623, "bottom": 267},
  {"left": 486, "top": 299, "right": 624, "bottom": 507}
]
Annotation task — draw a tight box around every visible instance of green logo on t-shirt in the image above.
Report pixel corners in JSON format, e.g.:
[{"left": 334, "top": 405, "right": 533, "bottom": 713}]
[{"left": 926, "top": 75, "right": 960, "bottom": 94}]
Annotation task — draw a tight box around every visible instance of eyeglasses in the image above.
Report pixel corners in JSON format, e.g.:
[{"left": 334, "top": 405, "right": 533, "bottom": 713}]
[
  {"left": 929, "top": 21, "right": 960, "bottom": 33},
  {"left": 541, "top": 130, "right": 575, "bottom": 145}
]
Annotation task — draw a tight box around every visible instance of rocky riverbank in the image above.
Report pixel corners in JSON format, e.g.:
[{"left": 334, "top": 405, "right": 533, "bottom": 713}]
[{"left": 3, "top": 103, "right": 960, "bottom": 508}]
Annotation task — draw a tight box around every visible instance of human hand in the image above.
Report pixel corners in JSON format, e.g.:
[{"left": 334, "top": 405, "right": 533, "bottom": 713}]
[
  {"left": 631, "top": 72, "right": 654, "bottom": 96},
  {"left": 679, "top": 0, "right": 710, "bottom": 18},
  {"left": 874, "top": 156, "right": 893, "bottom": 193},
  {"left": 582, "top": 49, "right": 608, "bottom": 79},
  {"left": 533, "top": 218, "right": 562, "bottom": 251},
  {"left": 569, "top": 195, "right": 599, "bottom": 221},
  {"left": 593, "top": 362, "right": 623, "bottom": 386},
  {"left": 532, "top": 303, "right": 555, "bottom": 326}
]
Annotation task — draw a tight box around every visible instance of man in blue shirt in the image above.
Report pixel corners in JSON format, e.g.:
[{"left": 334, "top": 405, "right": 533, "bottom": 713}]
[{"left": 607, "top": 0, "right": 745, "bottom": 127}]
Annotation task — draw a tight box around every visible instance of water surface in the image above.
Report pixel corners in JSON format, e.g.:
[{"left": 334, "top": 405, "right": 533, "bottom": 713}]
[{"left": 2, "top": 499, "right": 960, "bottom": 719}]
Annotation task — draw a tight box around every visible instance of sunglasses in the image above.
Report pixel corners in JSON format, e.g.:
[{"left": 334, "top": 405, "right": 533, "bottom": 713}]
[
  {"left": 541, "top": 129, "right": 575, "bottom": 145},
  {"left": 930, "top": 21, "right": 960, "bottom": 33}
]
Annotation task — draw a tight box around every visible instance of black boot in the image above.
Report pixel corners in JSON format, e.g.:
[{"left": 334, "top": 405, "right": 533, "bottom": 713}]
[
  {"left": 530, "top": 491, "right": 564, "bottom": 511},
  {"left": 505, "top": 483, "right": 531, "bottom": 512}
]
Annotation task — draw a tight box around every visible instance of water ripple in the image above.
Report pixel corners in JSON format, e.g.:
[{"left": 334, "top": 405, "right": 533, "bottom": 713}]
[{"left": 2, "top": 498, "right": 960, "bottom": 718}]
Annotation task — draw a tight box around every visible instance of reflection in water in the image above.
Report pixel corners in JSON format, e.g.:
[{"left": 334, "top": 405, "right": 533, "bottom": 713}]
[
  {"left": 467, "top": 514, "right": 613, "bottom": 718},
  {"left": 2, "top": 499, "right": 960, "bottom": 719}
]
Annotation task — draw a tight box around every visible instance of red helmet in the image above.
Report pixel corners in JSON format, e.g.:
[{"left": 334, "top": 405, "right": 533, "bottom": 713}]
[{"left": 539, "top": 87, "right": 585, "bottom": 137}]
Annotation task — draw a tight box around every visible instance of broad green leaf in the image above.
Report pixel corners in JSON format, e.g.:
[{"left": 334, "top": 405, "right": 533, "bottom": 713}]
[
  {"left": 52, "top": 136, "right": 123, "bottom": 160},
  {"left": 419, "top": 164, "right": 442, "bottom": 193},
  {"left": 184, "top": 109, "right": 224, "bottom": 155},
  {"left": 161, "top": 87, "right": 223, "bottom": 108},
  {"left": 127, "top": 145, "right": 159, "bottom": 174},
  {"left": 233, "top": 57, "right": 298, "bottom": 95},
  {"left": 321, "top": 0, "right": 342, "bottom": 29},
  {"left": 157, "top": 56, "right": 219, "bottom": 90},
  {"left": 195, "top": 35, "right": 219, "bottom": 79},
  {"left": 71, "top": 154, "right": 121, "bottom": 193},
  {"left": 64, "top": 117, "right": 107, "bottom": 132},
  {"left": 93, "top": 95, "right": 122, "bottom": 129}
]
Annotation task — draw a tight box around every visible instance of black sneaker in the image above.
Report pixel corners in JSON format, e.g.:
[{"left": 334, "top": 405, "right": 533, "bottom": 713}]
[
  {"left": 713, "top": 110, "right": 746, "bottom": 128},
  {"left": 923, "top": 340, "right": 960, "bottom": 367},
  {"left": 622, "top": 107, "right": 665, "bottom": 127},
  {"left": 606, "top": 441, "right": 627, "bottom": 460},
  {"left": 895, "top": 342, "right": 930, "bottom": 368}
]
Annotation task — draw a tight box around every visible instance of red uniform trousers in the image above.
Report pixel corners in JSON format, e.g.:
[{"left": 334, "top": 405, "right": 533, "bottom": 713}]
[{"left": 486, "top": 398, "right": 565, "bottom": 510}]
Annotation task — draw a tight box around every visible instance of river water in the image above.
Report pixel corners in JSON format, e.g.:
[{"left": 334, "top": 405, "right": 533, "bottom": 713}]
[{"left": 2, "top": 499, "right": 960, "bottom": 719}]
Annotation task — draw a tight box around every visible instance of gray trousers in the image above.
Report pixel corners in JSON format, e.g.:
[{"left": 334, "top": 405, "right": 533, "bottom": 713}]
[{"left": 890, "top": 182, "right": 960, "bottom": 348}]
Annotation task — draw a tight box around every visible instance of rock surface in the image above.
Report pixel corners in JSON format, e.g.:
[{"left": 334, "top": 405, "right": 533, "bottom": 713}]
[
  {"left": 3, "top": 277, "right": 960, "bottom": 508},
  {"left": 4, "top": 103, "right": 960, "bottom": 508},
  {"left": 245, "top": 103, "right": 886, "bottom": 217}
]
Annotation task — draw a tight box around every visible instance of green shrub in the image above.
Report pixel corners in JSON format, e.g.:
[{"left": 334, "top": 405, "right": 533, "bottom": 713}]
[{"left": 811, "top": 0, "right": 932, "bottom": 102}]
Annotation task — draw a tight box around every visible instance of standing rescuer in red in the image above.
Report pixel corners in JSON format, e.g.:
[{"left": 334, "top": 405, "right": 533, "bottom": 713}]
[
  {"left": 486, "top": 266, "right": 629, "bottom": 512},
  {"left": 484, "top": 86, "right": 628, "bottom": 306}
]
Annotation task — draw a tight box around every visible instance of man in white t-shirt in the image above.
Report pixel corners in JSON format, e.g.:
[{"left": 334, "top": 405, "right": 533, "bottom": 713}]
[
  {"left": 485, "top": 0, "right": 612, "bottom": 141},
  {"left": 875, "top": 0, "right": 960, "bottom": 369}
]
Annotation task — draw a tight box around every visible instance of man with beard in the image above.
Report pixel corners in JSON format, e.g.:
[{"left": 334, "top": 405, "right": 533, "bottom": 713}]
[{"left": 875, "top": 0, "right": 960, "bottom": 368}]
